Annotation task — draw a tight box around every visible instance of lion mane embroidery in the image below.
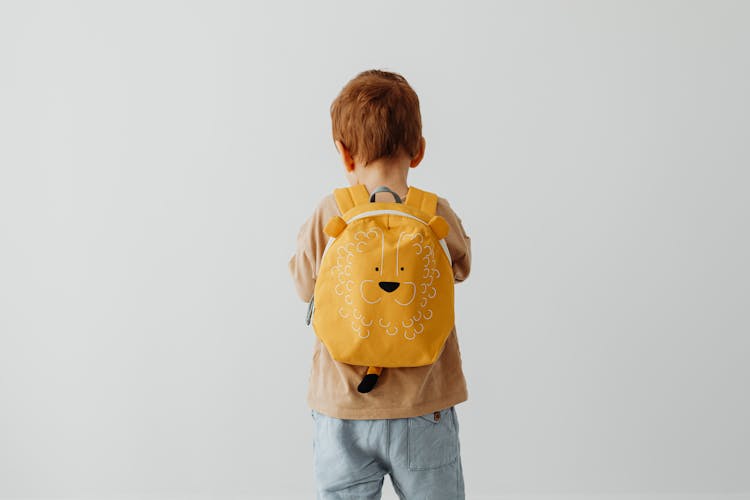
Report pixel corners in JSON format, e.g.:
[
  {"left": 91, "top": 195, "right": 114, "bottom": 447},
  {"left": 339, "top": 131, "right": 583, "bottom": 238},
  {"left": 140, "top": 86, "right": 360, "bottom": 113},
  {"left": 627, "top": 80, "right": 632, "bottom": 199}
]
[{"left": 330, "top": 226, "right": 439, "bottom": 341}]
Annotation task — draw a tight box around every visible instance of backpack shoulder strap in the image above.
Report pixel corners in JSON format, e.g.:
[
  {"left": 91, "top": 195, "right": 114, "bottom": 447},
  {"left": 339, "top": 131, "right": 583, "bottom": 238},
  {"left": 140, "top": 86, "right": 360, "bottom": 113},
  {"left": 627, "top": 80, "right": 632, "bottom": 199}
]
[
  {"left": 404, "top": 187, "right": 438, "bottom": 217},
  {"left": 333, "top": 184, "right": 370, "bottom": 215}
]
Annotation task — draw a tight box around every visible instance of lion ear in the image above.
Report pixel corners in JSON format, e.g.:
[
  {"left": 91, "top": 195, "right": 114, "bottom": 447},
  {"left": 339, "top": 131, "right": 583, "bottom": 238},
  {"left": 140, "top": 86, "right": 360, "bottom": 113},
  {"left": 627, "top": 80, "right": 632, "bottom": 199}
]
[
  {"left": 324, "top": 216, "right": 348, "bottom": 238},
  {"left": 428, "top": 216, "right": 450, "bottom": 239}
]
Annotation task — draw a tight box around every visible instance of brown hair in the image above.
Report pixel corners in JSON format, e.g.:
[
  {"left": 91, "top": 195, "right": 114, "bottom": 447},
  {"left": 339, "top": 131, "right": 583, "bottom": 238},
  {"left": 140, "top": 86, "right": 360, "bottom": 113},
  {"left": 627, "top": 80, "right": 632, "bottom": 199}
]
[{"left": 330, "top": 70, "right": 422, "bottom": 166}]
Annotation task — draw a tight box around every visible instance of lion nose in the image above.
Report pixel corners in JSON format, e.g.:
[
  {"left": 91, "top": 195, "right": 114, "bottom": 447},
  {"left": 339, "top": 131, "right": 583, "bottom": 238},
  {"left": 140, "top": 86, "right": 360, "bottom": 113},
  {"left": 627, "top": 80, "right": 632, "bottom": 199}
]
[{"left": 378, "top": 281, "right": 400, "bottom": 293}]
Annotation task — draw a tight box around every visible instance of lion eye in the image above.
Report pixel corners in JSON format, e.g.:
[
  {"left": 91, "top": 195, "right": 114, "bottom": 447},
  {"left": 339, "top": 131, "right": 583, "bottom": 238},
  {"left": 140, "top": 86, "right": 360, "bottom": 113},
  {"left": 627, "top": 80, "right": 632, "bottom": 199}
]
[
  {"left": 375, "top": 267, "right": 379, "bottom": 271},
  {"left": 400, "top": 267, "right": 405, "bottom": 271}
]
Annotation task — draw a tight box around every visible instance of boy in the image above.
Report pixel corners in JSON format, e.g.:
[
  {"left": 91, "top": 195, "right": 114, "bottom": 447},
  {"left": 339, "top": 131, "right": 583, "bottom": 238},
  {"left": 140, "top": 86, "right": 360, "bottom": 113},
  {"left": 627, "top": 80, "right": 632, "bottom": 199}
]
[{"left": 288, "top": 70, "right": 471, "bottom": 499}]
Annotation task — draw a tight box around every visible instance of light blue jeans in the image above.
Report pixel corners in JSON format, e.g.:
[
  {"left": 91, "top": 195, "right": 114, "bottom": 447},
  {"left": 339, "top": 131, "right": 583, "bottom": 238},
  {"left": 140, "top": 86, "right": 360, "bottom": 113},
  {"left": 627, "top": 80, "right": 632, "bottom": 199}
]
[{"left": 311, "top": 406, "right": 465, "bottom": 499}]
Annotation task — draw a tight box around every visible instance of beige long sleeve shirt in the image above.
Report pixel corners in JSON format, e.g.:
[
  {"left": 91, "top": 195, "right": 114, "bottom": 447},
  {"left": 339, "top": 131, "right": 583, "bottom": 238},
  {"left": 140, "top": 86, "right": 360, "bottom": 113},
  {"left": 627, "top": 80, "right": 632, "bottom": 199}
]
[{"left": 289, "top": 189, "right": 471, "bottom": 419}]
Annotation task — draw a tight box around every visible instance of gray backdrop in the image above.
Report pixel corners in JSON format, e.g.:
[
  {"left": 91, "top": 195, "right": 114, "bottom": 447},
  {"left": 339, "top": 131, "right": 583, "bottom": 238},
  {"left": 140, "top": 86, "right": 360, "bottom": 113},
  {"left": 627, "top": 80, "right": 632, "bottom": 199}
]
[{"left": 1, "top": 1, "right": 748, "bottom": 499}]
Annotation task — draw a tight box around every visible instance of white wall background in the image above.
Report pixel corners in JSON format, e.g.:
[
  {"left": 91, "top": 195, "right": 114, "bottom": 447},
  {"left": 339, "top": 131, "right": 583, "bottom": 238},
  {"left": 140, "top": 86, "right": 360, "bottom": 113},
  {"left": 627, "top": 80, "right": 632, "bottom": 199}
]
[{"left": 1, "top": 1, "right": 748, "bottom": 499}]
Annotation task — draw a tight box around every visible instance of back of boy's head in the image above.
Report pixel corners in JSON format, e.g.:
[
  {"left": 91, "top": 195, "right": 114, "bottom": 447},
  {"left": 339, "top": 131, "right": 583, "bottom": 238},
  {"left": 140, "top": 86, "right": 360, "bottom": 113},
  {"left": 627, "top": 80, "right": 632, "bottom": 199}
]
[{"left": 330, "top": 70, "right": 422, "bottom": 166}]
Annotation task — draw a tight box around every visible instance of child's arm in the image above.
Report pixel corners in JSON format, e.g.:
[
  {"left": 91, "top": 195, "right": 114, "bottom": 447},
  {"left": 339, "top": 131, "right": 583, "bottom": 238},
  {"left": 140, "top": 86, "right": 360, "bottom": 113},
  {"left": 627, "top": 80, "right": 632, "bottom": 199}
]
[
  {"left": 288, "top": 194, "right": 338, "bottom": 301},
  {"left": 436, "top": 197, "right": 472, "bottom": 283}
]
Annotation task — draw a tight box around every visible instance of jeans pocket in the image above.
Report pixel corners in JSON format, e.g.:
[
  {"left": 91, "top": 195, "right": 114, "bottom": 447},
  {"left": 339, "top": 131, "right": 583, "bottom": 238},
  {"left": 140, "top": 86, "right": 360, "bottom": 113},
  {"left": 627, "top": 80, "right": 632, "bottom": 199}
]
[{"left": 407, "top": 406, "right": 459, "bottom": 470}]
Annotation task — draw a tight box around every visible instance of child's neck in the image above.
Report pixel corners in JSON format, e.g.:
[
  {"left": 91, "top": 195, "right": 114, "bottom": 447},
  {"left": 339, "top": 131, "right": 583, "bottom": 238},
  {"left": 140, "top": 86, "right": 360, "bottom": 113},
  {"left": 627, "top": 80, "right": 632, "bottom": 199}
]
[{"left": 353, "top": 156, "right": 411, "bottom": 199}]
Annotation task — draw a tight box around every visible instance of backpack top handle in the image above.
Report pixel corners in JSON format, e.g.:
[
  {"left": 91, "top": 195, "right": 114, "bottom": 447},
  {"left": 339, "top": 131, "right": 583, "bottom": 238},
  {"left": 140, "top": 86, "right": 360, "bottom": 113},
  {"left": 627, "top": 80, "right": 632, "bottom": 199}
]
[
  {"left": 369, "top": 186, "right": 403, "bottom": 204},
  {"left": 334, "top": 184, "right": 437, "bottom": 217}
]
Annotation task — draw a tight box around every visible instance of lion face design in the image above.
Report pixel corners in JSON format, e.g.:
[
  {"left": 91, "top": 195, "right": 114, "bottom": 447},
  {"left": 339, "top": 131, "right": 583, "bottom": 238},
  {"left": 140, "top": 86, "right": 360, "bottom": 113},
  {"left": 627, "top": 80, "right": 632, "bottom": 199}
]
[{"left": 330, "top": 220, "right": 440, "bottom": 341}]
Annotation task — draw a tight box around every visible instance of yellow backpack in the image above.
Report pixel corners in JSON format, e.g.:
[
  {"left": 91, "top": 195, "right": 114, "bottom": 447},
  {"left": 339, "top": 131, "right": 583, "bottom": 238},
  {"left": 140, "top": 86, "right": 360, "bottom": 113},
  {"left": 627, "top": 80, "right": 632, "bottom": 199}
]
[{"left": 306, "top": 184, "right": 455, "bottom": 392}]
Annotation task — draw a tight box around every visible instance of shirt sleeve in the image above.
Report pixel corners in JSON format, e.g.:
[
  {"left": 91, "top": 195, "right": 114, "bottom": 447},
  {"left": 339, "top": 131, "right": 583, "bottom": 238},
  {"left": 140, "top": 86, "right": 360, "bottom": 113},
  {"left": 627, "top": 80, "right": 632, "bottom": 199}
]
[
  {"left": 436, "top": 197, "right": 472, "bottom": 283},
  {"left": 288, "top": 194, "right": 339, "bottom": 301}
]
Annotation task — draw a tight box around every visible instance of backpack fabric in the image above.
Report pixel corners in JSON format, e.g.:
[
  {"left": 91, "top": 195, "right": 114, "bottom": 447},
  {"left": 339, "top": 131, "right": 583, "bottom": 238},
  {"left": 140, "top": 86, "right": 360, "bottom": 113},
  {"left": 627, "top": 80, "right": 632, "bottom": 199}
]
[{"left": 307, "top": 184, "right": 455, "bottom": 392}]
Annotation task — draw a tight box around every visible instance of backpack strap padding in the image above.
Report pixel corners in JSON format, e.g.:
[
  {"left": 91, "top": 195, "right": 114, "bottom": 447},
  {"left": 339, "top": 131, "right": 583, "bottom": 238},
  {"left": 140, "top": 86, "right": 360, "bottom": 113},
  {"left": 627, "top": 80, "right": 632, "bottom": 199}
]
[
  {"left": 405, "top": 187, "right": 438, "bottom": 217},
  {"left": 334, "top": 184, "right": 370, "bottom": 215}
]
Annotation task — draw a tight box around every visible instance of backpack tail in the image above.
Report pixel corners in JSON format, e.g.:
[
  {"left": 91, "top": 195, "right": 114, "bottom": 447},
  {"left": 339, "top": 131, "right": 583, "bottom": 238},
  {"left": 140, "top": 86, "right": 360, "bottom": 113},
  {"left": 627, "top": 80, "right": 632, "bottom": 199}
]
[{"left": 357, "top": 366, "right": 383, "bottom": 393}]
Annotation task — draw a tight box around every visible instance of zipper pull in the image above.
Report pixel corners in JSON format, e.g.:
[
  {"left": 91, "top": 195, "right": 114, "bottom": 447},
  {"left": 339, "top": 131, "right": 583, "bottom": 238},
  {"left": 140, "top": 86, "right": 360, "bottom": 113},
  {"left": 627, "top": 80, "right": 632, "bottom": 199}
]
[{"left": 305, "top": 296, "right": 314, "bottom": 326}]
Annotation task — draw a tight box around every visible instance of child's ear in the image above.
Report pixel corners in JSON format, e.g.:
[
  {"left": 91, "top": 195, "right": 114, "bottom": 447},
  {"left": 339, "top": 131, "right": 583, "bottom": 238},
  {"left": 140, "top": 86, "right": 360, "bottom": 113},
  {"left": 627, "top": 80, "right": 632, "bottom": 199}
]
[
  {"left": 335, "top": 140, "right": 356, "bottom": 172},
  {"left": 409, "top": 137, "right": 426, "bottom": 168}
]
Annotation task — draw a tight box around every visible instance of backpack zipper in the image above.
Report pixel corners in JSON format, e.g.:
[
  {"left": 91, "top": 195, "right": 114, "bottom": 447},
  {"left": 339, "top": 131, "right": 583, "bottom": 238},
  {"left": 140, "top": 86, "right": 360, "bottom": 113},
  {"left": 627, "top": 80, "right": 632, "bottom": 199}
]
[{"left": 320, "top": 209, "right": 452, "bottom": 265}]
